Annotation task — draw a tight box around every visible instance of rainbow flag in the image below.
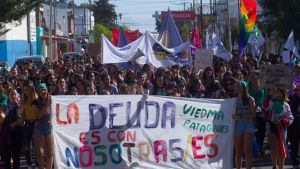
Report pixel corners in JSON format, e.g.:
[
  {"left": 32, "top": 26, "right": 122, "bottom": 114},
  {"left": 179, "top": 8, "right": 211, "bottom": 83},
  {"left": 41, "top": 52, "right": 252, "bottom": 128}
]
[
  {"left": 276, "top": 123, "right": 289, "bottom": 159},
  {"left": 240, "top": 0, "right": 257, "bottom": 55}
]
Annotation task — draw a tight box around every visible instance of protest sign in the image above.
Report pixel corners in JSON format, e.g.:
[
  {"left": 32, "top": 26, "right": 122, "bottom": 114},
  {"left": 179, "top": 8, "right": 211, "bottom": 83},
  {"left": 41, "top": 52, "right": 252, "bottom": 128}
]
[
  {"left": 260, "top": 65, "right": 293, "bottom": 89},
  {"left": 52, "top": 95, "right": 236, "bottom": 169},
  {"left": 194, "top": 49, "right": 214, "bottom": 71},
  {"left": 86, "top": 42, "right": 101, "bottom": 58}
]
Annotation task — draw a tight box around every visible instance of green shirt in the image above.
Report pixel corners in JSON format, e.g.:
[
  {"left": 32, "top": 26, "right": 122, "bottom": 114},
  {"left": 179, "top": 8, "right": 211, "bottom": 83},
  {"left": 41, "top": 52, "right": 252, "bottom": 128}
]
[
  {"left": 248, "top": 83, "right": 266, "bottom": 115},
  {"left": 0, "top": 94, "right": 8, "bottom": 107}
]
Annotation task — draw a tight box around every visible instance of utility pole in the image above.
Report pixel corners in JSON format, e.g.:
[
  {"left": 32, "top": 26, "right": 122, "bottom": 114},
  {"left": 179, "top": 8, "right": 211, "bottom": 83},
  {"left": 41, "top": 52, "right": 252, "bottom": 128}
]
[
  {"left": 84, "top": 8, "right": 86, "bottom": 34},
  {"left": 227, "top": 0, "right": 232, "bottom": 52},
  {"left": 27, "top": 13, "right": 32, "bottom": 55},
  {"left": 210, "top": 0, "right": 212, "bottom": 31},
  {"left": 200, "top": 0, "right": 203, "bottom": 40},
  {"left": 184, "top": 2, "right": 186, "bottom": 11},
  {"left": 89, "top": 0, "right": 92, "bottom": 34},
  {"left": 214, "top": 0, "right": 217, "bottom": 33},
  {"left": 53, "top": 0, "right": 57, "bottom": 61},
  {"left": 73, "top": 0, "right": 76, "bottom": 52},
  {"left": 49, "top": 0, "right": 53, "bottom": 62},
  {"left": 193, "top": 0, "right": 195, "bottom": 10}
]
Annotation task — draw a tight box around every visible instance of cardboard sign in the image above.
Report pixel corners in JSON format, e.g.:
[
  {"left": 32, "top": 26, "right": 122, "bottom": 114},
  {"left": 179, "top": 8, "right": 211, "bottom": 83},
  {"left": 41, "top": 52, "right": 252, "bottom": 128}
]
[
  {"left": 260, "top": 65, "right": 293, "bottom": 89},
  {"left": 194, "top": 49, "right": 214, "bottom": 71},
  {"left": 52, "top": 95, "right": 236, "bottom": 169},
  {"left": 86, "top": 42, "right": 101, "bottom": 58}
]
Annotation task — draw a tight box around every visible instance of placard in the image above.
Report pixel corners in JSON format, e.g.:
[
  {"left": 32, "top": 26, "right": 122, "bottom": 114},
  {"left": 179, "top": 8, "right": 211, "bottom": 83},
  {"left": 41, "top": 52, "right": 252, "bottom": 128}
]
[
  {"left": 194, "top": 49, "right": 214, "bottom": 71},
  {"left": 260, "top": 65, "right": 293, "bottom": 89}
]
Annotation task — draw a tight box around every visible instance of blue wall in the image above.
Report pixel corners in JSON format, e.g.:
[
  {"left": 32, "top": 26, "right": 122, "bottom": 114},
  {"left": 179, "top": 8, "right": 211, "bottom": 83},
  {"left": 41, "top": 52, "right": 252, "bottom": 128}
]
[
  {"left": 0, "top": 40, "right": 37, "bottom": 68},
  {"left": 0, "top": 41, "right": 8, "bottom": 62}
]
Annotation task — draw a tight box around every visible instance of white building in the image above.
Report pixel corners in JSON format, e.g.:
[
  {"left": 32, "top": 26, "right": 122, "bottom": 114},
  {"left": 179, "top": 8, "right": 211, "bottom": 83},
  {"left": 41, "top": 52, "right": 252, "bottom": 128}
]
[
  {"left": 42, "top": 3, "right": 70, "bottom": 36},
  {"left": 0, "top": 10, "right": 38, "bottom": 67},
  {"left": 74, "top": 8, "right": 94, "bottom": 35}
]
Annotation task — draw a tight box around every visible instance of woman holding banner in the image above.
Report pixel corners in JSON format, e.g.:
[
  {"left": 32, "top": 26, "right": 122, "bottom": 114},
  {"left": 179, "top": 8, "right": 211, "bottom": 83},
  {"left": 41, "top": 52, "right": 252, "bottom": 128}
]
[
  {"left": 269, "top": 88, "right": 293, "bottom": 169},
  {"left": 232, "top": 81, "right": 256, "bottom": 169},
  {"left": 248, "top": 71, "right": 267, "bottom": 157},
  {"left": 32, "top": 83, "right": 53, "bottom": 169}
]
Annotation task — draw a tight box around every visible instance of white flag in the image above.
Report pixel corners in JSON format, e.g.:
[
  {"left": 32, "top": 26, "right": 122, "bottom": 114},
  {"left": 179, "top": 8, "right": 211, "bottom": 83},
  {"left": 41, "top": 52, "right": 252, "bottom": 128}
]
[
  {"left": 211, "top": 33, "right": 232, "bottom": 61},
  {"left": 248, "top": 26, "right": 265, "bottom": 57},
  {"left": 205, "top": 31, "right": 211, "bottom": 49},
  {"left": 284, "top": 31, "right": 297, "bottom": 51},
  {"left": 281, "top": 31, "right": 300, "bottom": 63}
]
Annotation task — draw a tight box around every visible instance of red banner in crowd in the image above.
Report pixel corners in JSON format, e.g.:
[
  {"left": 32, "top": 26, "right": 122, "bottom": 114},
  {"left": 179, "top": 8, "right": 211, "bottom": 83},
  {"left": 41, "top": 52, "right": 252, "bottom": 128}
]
[
  {"left": 111, "top": 29, "right": 140, "bottom": 46},
  {"left": 161, "top": 11, "right": 195, "bottom": 21}
]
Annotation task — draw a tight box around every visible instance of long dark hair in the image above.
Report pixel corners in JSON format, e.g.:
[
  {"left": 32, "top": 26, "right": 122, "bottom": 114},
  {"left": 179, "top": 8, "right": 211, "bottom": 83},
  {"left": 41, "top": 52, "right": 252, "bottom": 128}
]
[
  {"left": 202, "top": 67, "right": 215, "bottom": 82},
  {"left": 152, "top": 75, "right": 165, "bottom": 95},
  {"left": 236, "top": 80, "right": 250, "bottom": 105},
  {"left": 189, "top": 78, "right": 202, "bottom": 97},
  {"left": 276, "top": 88, "right": 289, "bottom": 102}
]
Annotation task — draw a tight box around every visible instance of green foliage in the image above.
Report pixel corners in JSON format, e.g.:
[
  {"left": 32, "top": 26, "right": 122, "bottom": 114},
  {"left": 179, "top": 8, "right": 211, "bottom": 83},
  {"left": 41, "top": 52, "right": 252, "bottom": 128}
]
[
  {"left": 92, "top": 0, "right": 117, "bottom": 28},
  {"left": 110, "top": 23, "right": 130, "bottom": 31},
  {"left": 178, "top": 21, "right": 190, "bottom": 41},
  {"left": 258, "top": 0, "right": 300, "bottom": 40},
  {"left": 0, "top": 0, "right": 43, "bottom": 34},
  {"left": 79, "top": 3, "right": 93, "bottom": 10},
  {"left": 231, "top": 24, "right": 240, "bottom": 43},
  {"left": 68, "top": 0, "right": 77, "bottom": 8},
  {"left": 92, "top": 23, "right": 111, "bottom": 42}
]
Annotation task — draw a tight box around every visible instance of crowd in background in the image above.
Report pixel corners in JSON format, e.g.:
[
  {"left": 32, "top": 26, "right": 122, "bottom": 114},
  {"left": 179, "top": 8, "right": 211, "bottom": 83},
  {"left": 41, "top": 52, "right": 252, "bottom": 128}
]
[{"left": 0, "top": 53, "right": 299, "bottom": 169}]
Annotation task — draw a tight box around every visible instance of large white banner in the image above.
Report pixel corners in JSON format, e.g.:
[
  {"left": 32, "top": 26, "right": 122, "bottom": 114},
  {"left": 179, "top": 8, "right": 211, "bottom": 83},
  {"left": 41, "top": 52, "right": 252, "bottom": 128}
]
[
  {"left": 51, "top": 96, "right": 236, "bottom": 169},
  {"left": 101, "top": 32, "right": 192, "bottom": 68}
]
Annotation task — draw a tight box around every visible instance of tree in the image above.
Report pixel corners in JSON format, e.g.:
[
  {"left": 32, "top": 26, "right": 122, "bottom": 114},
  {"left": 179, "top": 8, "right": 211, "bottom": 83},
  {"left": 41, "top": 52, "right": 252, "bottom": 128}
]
[
  {"left": 79, "top": 3, "right": 93, "bottom": 10},
  {"left": 92, "top": 0, "right": 117, "bottom": 28},
  {"left": 177, "top": 21, "right": 190, "bottom": 42},
  {"left": 258, "top": 0, "right": 300, "bottom": 40},
  {"left": 92, "top": 23, "right": 111, "bottom": 42},
  {"left": 67, "top": 0, "right": 77, "bottom": 8},
  {"left": 0, "top": 0, "right": 43, "bottom": 35}
]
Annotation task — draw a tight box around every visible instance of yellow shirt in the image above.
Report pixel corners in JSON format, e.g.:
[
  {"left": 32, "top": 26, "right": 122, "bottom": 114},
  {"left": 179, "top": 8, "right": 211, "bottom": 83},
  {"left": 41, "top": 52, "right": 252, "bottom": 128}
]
[{"left": 24, "top": 100, "right": 35, "bottom": 120}]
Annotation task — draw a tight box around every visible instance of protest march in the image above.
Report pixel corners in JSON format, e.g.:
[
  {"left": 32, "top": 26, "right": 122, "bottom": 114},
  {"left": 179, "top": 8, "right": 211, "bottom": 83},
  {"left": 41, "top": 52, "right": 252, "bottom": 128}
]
[{"left": 1, "top": 0, "right": 300, "bottom": 169}]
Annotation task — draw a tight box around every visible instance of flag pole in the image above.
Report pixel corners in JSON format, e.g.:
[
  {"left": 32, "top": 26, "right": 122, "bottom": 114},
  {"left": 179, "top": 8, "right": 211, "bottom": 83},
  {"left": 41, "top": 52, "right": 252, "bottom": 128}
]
[
  {"left": 49, "top": 0, "right": 53, "bottom": 62},
  {"left": 227, "top": 0, "right": 232, "bottom": 52}
]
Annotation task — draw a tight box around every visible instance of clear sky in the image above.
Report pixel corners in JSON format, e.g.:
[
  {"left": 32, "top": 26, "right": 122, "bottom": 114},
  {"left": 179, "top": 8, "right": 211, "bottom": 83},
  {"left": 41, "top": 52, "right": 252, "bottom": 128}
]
[{"left": 76, "top": 0, "right": 209, "bottom": 33}]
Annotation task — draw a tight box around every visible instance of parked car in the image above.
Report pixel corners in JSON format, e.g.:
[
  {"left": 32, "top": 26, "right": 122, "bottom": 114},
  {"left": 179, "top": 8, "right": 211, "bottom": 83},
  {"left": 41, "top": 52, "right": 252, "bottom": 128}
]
[
  {"left": 63, "top": 52, "right": 81, "bottom": 60},
  {"left": 13, "top": 55, "right": 45, "bottom": 69}
]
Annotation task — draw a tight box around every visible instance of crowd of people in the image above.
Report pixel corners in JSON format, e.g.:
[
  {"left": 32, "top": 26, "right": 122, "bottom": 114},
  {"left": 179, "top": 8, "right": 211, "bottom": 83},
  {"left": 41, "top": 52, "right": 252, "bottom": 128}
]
[{"left": 0, "top": 53, "right": 299, "bottom": 169}]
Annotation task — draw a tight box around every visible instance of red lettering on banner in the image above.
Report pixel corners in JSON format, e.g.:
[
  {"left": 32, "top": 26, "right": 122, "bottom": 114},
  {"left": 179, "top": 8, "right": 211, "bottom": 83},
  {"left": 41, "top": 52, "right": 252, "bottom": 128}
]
[
  {"left": 192, "top": 136, "right": 205, "bottom": 159},
  {"left": 91, "top": 131, "right": 101, "bottom": 145},
  {"left": 154, "top": 140, "right": 167, "bottom": 163},
  {"left": 79, "top": 132, "right": 88, "bottom": 145},
  {"left": 204, "top": 134, "right": 218, "bottom": 158},
  {"left": 108, "top": 131, "right": 116, "bottom": 142},
  {"left": 56, "top": 103, "right": 80, "bottom": 125}
]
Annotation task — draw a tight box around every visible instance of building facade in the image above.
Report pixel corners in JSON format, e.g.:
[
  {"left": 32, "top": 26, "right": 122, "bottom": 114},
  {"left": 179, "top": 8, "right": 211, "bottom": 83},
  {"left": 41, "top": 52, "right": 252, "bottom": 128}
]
[
  {"left": 74, "top": 8, "right": 94, "bottom": 35},
  {"left": 0, "top": 10, "right": 39, "bottom": 67}
]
